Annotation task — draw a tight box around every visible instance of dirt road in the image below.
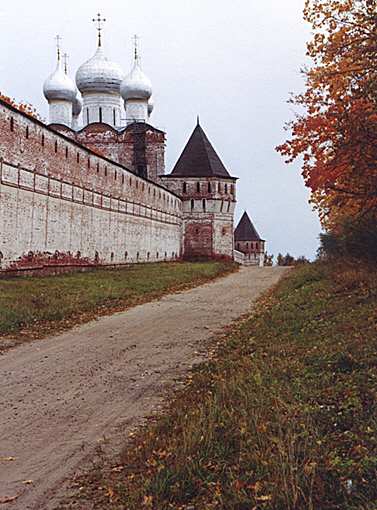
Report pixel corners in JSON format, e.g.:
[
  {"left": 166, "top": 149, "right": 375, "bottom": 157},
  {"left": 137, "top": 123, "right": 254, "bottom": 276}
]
[{"left": 0, "top": 267, "right": 288, "bottom": 509}]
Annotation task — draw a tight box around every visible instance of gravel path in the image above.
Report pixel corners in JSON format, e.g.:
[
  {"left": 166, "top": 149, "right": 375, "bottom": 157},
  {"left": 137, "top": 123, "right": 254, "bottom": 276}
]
[{"left": 0, "top": 266, "right": 288, "bottom": 509}]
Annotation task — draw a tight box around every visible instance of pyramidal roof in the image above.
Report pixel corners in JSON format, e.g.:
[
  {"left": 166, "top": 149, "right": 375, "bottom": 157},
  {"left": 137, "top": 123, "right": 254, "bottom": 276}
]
[
  {"left": 235, "top": 212, "right": 264, "bottom": 241},
  {"left": 170, "top": 122, "right": 235, "bottom": 179}
]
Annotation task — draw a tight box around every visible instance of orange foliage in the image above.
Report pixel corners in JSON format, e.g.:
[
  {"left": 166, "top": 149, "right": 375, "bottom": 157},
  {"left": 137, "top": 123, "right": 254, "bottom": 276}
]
[
  {"left": 276, "top": 0, "right": 377, "bottom": 230},
  {"left": 0, "top": 92, "right": 42, "bottom": 121}
]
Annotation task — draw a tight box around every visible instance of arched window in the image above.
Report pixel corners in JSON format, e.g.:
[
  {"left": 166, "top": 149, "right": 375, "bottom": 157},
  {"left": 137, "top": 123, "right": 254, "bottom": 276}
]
[
  {"left": 99, "top": 107, "right": 103, "bottom": 123},
  {"left": 218, "top": 182, "right": 221, "bottom": 193},
  {"left": 25, "top": 126, "right": 29, "bottom": 139},
  {"left": 65, "top": 147, "right": 68, "bottom": 159},
  {"left": 196, "top": 182, "right": 200, "bottom": 193},
  {"left": 225, "top": 184, "right": 228, "bottom": 194},
  {"left": 208, "top": 182, "right": 211, "bottom": 193},
  {"left": 202, "top": 199, "right": 206, "bottom": 212},
  {"left": 183, "top": 182, "right": 187, "bottom": 194},
  {"left": 87, "top": 157, "right": 90, "bottom": 169},
  {"left": 104, "top": 166, "right": 108, "bottom": 176},
  {"left": 10, "top": 117, "right": 14, "bottom": 131},
  {"left": 191, "top": 199, "right": 194, "bottom": 211},
  {"left": 113, "top": 108, "right": 116, "bottom": 126},
  {"left": 77, "top": 152, "right": 80, "bottom": 163},
  {"left": 97, "top": 163, "right": 100, "bottom": 173},
  {"left": 54, "top": 140, "right": 58, "bottom": 153},
  {"left": 41, "top": 134, "right": 45, "bottom": 146}
]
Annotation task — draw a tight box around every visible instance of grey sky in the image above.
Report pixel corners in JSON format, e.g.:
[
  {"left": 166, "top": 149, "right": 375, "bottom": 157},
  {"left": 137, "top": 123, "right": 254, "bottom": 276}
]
[{"left": 0, "top": 0, "right": 322, "bottom": 259}]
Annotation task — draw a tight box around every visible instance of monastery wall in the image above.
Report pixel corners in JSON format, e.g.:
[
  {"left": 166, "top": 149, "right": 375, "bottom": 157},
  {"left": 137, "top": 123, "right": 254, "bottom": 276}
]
[{"left": 0, "top": 100, "right": 182, "bottom": 272}]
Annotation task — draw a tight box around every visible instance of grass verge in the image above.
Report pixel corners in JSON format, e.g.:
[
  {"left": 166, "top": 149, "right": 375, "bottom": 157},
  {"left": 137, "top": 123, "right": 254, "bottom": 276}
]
[
  {"left": 65, "top": 261, "right": 377, "bottom": 509},
  {"left": 0, "top": 261, "right": 236, "bottom": 349}
]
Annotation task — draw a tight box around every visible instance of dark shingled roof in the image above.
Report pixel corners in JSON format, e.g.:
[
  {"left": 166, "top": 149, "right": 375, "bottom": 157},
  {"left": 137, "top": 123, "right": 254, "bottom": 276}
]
[
  {"left": 234, "top": 212, "right": 264, "bottom": 241},
  {"left": 170, "top": 123, "right": 234, "bottom": 179}
]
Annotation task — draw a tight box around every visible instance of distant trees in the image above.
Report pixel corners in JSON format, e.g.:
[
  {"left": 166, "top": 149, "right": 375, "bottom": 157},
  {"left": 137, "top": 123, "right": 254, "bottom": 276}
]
[
  {"left": 277, "top": 0, "right": 377, "bottom": 261},
  {"left": 276, "top": 253, "right": 310, "bottom": 266}
]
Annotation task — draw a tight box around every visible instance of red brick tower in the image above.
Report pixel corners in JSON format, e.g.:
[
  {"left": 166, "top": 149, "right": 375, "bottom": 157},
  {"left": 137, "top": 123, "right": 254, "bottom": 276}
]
[{"left": 161, "top": 121, "right": 237, "bottom": 259}]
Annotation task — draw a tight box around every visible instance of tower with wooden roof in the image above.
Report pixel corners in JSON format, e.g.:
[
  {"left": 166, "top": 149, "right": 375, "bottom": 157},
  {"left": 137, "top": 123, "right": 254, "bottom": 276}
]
[
  {"left": 234, "top": 212, "right": 265, "bottom": 266},
  {"left": 161, "top": 120, "right": 237, "bottom": 259}
]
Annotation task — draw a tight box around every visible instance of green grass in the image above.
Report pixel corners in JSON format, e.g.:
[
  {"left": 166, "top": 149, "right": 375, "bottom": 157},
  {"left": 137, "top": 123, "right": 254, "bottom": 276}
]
[
  {"left": 72, "top": 261, "right": 377, "bottom": 509},
  {"left": 0, "top": 261, "right": 236, "bottom": 343}
]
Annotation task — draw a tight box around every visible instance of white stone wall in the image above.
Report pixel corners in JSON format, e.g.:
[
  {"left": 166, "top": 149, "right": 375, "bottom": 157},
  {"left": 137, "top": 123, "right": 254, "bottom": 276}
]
[
  {"left": 49, "top": 100, "right": 73, "bottom": 127},
  {"left": 82, "top": 93, "right": 122, "bottom": 128}
]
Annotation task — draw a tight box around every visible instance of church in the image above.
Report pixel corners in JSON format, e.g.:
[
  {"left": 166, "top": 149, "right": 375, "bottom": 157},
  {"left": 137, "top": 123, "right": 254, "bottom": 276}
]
[{"left": 0, "top": 15, "right": 265, "bottom": 274}]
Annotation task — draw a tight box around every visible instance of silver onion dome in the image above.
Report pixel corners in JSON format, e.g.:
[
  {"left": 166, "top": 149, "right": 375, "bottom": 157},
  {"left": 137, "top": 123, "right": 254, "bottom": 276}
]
[
  {"left": 43, "top": 60, "right": 76, "bottom": 102},
  {"left": 121, "top": 59, "right": 152, "bottom": 101},
  {"left": 72, "top": 93, "right": 83, "bottom": 116},
  {"left": 76, "top": 46, "right": 124, "bottom": 94}
]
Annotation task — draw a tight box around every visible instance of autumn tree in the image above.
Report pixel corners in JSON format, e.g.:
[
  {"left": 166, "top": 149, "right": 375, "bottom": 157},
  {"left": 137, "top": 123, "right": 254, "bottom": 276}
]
[{"left": 277, "top": 0, "right": 377, "bottom": 232}]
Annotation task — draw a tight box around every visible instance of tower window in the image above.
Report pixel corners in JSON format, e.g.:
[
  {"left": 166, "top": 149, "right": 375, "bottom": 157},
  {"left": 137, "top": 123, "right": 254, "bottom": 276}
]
[
  {"left": 113, "top": 108, "right": 116, "bottom": 126},
  {"left": 104, "top": 166, "right": 108, "bottom": 177},
  {"left": 97, "top": 162, "right": 100, "bottom": 173},
  {"left": 87, "top": 157, "right": 90, "bottom": 169},
  {"left": 208, "top": 182, "right": 211, "bottom": 193},
  {"left": 225, "top": 184, "right": 228, "bottom": 194},
  {"left": 202, "top": 199, "right": 206, "bottom": 212},
  {"left": 191, "top": 199, "right": 194, "bottom": 211},
  {"left": 99, "top": 107, "right": 103, "bottom": 123},
  {"left": 218, "top": 182, "right": 221, "bottom": 193},
  {"left": 183, "top": 182, "right": 187, "bottom": 194},
  {"left": 25, "top": 126, "right": 29, "bottom": 139},
  {"left": 227, "top": 201, "right": 231, "bottom": 212},
  {"left": 122, "top": 174, "right": 125, "bottom": 184},
  {"left": 65, "top": 147, "right": 68, "bottom": 159},
  {"left": 196, "top": 182, "right": 200, "bottom": 193},
  {"left": 54, "top": 140, "right": 58, "bottom": 153},
  {"left": 41, "top": 134, "right": 45, "bottom": 146},
  {"left": 114, "top": 171, "right": 117, "bottom": 180},
  {"left": 230, "top": 184, "right": 234, "bottom": 194},
  {"left": 10, "top": 117, "right": 14, "bottom": 131},
  {"left": 86, "top": 108, "right": 90, "bottom": 124},
  {"left": 77, "top": 152, "right": 80, "bottom": 163}
]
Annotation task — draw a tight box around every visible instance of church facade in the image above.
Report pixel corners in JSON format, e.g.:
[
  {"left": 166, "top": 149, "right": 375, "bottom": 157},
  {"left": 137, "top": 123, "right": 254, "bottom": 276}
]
[{"left": 0, "top": 19, "right": 262, "bottom": 274}]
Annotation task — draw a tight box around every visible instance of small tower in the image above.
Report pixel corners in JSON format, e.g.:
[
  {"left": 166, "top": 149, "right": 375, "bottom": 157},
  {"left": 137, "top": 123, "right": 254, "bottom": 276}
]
[
  {"left": 76, "top": 14, "right": 124, "bottom": 128},
  {"left": 43, "top": 36, "right": 76, "bottom": 127},
  {"left": 161, "top": 120, "right": 237, "bottom": 259},
  {"left": 121, "top": 36, "right": 153, "bottom": 124},
  {"left": 234, "top": 212, "right": 266, "bottom": 266}
]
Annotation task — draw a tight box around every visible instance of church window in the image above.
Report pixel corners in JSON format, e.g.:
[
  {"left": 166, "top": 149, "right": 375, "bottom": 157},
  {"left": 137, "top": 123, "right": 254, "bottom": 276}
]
[
  {"left": 110, "top": 252, "right": 114, "bottom": 262},
  {"left": 183, "top": 182, "right": 187, "bottom": 193},
  {"left": 227, "top": 201, "right": 231, "bottom": 212},
  {"left": 65, "top": 147, "right": 68, "bottom": 159},
  {"left": 99, "top": 107, "right": 103, "bottom": 123},
  {"left": 54, "top": 140, "right": 58, "bottom": 153},
  {"left": 196, "top": 182, "right": 200, "bottom": 193},
  {"left": 202, "top": 199, "right": 206, "bottom": 212},
  {"left": 77, "top": 152, "right": 80, "bottom": 163},
  {"left": 97, "top": 162, "right": 100, "bottom": 173},
  {"left": 104, "top": 166, "right": 108, "bottom": 176},
  {"left": 208, "top": 182, "right": 211, "bottom": 193},
  {"left": 122, "top": 174, "right": 125, "bottom": 184},
  {"left": 218, "top": 182, "right": 221, "bottom": 193},
  {"left": 41, "top": 134, "right": 45, "bottom": 146},
  {"left": 225, "top": 184, "right": 228, "bottom": 194},
  {"left": 114, "top": 171, "right": 117, "bottom": 180},
  {"left": 230, "top": 184, "right": 234, "bottom": 194},
  {"left": 136, "top": 180, "right": 139, "bottom": 189},
  {"left": 125, "top": 251, "right": 128, "bottom": 260},
  {"left": 87, "top": 157, "right": 90, "bottom": 169},
  {"left": 25, "top": 126, "right": 29, "bottom": 139},
  {"left": 237, "top": 243, "right": 240, "bottom": 250},
  {"left": 113, "top": 108, "right": 116, "bottom": 126},
  {"left": 195, "top": 228, "right": 199, "bottom": 235},
  {"left": 147, "top": 252, "right": 150, "bottom": 260},
  {"left": 156, "top": 252, "right": 159, "bottom": 259},
  {"left": 220, "top": 201, "right": 224, "bottom": 212},
  {"left": 86, "top": 109, "right": 89, "bottom": 124},
  {"left": 191, "top": 199, "right": 194, "bottom": 211},
  {"left": 10, "top": 117, "right": 14, "bottom": 131},
  {"left": 137, "top": 252, "right": 139, "bottom": 260}
]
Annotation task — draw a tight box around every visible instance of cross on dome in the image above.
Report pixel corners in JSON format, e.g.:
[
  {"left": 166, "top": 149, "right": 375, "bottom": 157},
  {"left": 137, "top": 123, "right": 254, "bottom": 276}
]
[
  {"left": 92, "top": 13, "right": 106, "bottom": 47},
  {"left": 55, "top": 34, "right": 62, "bottom": 61}
]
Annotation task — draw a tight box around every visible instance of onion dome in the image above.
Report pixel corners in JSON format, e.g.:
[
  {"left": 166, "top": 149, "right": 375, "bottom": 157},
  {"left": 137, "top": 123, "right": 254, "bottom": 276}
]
[
  {"left": 148, "top": 97, "right": 154, "bottom": 115},
  {"left": 43, "top": 59, "right": 76, "bottom": 102},
  {"left": 72, "top": 93, "right": 83, "bottom": 116},
  {"left": 121, "top": 58, "right": 152, "bottom": 101},
  {"left": 76, "top": 46, "right": 124, "bottom": 94}
]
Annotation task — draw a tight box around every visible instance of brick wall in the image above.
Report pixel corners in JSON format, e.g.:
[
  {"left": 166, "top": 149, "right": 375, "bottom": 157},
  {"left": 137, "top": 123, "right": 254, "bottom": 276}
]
[{"left": 0, "top": 100, "right": 182, "bottom": 271}]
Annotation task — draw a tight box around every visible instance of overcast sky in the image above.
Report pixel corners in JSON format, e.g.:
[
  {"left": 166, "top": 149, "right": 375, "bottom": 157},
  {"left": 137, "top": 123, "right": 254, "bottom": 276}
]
[{"left": 0, "top": 0, "right": 322, "bottom": 259}]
